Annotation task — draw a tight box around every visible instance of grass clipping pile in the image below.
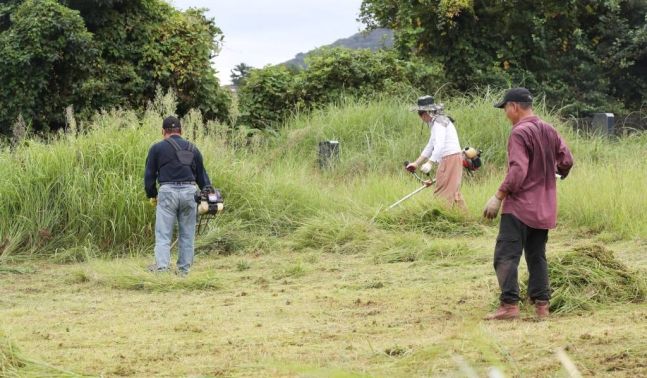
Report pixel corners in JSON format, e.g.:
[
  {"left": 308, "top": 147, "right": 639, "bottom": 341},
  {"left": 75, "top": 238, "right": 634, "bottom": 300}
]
[
  {"left": 1, "top": 330, "right": 82, "bottom": 377},
  {"left": 543, "top": 244, "right": 646, "bottom": 314},
  {"left": 0, "top": 331, "right": 24, "bottom": 377}
]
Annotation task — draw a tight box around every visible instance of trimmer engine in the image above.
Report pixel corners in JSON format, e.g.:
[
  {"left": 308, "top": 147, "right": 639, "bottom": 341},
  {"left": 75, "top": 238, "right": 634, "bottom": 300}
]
[{"left": 194, "top": 186, "right": 223, "bottom": 234}]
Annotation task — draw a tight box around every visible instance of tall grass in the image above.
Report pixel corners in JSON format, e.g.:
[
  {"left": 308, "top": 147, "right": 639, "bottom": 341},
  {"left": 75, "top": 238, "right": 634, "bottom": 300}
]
[{"left": 1, "top": 92, "right": 645, "bottom": 258}]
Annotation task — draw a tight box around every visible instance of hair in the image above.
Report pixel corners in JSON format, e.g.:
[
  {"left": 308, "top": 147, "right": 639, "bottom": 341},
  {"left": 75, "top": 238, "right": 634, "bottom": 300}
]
[
  {"left": 164, "top": 127, "right": 182, "bottom": 134},
  {"left": 514, "top": 102, "right": 533, "bottom": 110},
  {"left": 418, "top": 110, "right": 428, "bottom": 116}
]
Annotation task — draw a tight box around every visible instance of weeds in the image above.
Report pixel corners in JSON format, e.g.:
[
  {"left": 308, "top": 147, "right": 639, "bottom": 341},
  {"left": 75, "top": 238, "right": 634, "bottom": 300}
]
[
  {"left": 1, "top": 92, "right": 646, "bottom": 259},
  {"left": 0, "top": 265, "right": 35, "bottom": 275},
  {"left": 273, "top": 261, "right": 306, "bottom": 279},
  {"left": 236, "top": 260, "right": 251, "bottom": 271}
]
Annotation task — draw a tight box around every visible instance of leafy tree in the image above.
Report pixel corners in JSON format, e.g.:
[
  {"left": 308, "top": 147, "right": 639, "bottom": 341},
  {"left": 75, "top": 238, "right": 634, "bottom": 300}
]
[
  {"left": 0, "top": 0, "right": 96, "bottom": 131},
  {"left": 149, "top": 7, "right": 231, "bottom": 120},
  {"left": 238, "top": 65, "right": 301, "bottom": 129},
  {"left": 231, "top": 62, "right": 254, "bottom": 86},
  {"left": 0, "top": 0, "right": 230, "bottom": 134},
  {"left": 359, "top": 0, "right": 647, "bottom": 114},
  {"left": 63, "top": 0, "right": 230, "bottom": 121}
]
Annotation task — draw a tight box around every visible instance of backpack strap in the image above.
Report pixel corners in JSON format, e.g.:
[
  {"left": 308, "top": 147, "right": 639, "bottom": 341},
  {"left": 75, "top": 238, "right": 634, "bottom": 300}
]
[
  {"left": 165, "top": 138, "right": 197, "bottom": 175},
  {"left": 165, "top": 137, "right": 196, "bottom": 153},
  {"left": 165, "top": 137, "right": 182, "bottom": 151}
]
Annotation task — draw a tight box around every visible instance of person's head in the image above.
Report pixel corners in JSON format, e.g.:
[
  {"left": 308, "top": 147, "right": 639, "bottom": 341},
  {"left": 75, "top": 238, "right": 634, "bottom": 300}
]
[
  {"left": 494, "top": 88, "right": 534, "bottom": 124},
  {"left": 413, "top": 95, "right": 438, "bottom": 123},
  {"left": 162, "top": 116, "right": 182, "bottom": 137}
]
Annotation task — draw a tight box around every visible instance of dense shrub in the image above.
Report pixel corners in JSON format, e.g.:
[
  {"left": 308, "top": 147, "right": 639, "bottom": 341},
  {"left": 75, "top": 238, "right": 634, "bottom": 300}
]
[
  {"left": 237, "top": 65, "right": 303, "bottom": 129},
  {"left": 237, "top": 48, "right": 444, "bottom": 129}
]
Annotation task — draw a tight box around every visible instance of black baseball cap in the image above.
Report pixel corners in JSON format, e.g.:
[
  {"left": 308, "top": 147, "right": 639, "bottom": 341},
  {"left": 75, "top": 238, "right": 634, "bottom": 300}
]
[
  {"left": 494, "top": 88, "right": 533, "bottom": 108},
  {"left": 162, "top": 116, "right": 181, "bottom": 129}
]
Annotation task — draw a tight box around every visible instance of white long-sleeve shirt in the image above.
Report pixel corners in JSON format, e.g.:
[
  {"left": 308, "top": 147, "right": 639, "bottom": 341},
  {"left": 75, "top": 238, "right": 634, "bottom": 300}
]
[{"left": 421, "top": 115, "right": 462, "bottom": 163}]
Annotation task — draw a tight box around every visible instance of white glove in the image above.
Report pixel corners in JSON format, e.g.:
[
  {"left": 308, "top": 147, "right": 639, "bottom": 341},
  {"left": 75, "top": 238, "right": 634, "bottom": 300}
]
[
  {"left": 421, "top": 161, "right": 433, "bottom": 174},
  {"left": 483, "top": 195, "right": 502, "bottom": 219}
]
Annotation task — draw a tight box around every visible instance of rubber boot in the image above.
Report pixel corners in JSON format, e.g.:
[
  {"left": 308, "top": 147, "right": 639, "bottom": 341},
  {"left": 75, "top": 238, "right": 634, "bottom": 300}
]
[
  {"left": 484, "top": 303, "right": 520, "bottom": 320},
  {"left": 534, "top": 300, "right": 550, "bottom": 319}
]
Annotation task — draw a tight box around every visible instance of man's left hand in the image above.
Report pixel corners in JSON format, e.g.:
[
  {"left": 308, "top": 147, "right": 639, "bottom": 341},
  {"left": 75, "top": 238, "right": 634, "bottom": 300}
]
[
  {"left": 483, "top": 195, "right": 502, "bottom": 219},
  {"left": 149, "top": 197, "right": 157, "bottom": 207}
]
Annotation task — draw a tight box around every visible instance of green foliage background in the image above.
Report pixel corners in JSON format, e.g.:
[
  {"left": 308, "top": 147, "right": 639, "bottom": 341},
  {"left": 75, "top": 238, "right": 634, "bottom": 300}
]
[
  {"left": 0, "top": 0, "right": 230, "bottom": 133},
  {"left": 358, "top": 0, "right": 647, "bottom": 115},
  {"left": 237, "top": 48, "right": 444, "bottom": 129}
]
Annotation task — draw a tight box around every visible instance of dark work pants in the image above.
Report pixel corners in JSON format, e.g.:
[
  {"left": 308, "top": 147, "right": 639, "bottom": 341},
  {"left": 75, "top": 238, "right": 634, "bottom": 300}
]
[{"left": 494, "top": 214, "right": 550, "bottom": 304}]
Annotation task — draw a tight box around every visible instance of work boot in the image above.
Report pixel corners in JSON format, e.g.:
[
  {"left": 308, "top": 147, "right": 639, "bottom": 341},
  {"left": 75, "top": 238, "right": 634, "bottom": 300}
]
[
  {"left": 484, "top": 303, "right": 520, "bottom": 320},
  {"left": 534, "top": 300, "right": 550, "bottom": 319}
]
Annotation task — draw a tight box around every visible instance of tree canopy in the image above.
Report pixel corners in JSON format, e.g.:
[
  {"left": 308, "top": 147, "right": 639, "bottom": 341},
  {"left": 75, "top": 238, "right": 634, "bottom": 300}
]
[
  {"left": 0, "top": 0, "right": 230, "bottom": 133},
  {"left": 359, "top": 0, "right": 647, "bottom": 114}
]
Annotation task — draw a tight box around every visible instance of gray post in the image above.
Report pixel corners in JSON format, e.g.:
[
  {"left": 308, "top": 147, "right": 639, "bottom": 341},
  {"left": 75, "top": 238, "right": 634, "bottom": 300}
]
[
  {"left": 318, "top": 140, "right": 340, "bottom": 169},
  {"left": 592, "top": 113, "right": 615, "bottom": 136}
]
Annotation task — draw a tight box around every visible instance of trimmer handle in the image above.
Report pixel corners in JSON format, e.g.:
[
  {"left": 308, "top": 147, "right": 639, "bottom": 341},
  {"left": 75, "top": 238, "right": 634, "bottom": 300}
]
[{"left": 403, "top": 160, "right": 416, "bottom": 172}]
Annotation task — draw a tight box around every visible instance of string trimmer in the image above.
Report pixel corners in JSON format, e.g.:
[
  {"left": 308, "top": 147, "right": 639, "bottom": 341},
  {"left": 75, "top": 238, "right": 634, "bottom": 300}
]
[{"left": 386, "top": 161, "right": 435, "bottom": 210}]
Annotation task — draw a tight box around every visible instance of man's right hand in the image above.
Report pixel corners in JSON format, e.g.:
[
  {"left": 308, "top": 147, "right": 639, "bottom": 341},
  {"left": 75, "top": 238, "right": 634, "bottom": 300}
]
[
  {"left": 149, "top": 197, "right": 157, "bottom": 207},
  {"left": 406, "top": 162, "right": 418, "bottom": 172},
  {"left": 483, "top": 195, "right": 502, "bottom": 219}
]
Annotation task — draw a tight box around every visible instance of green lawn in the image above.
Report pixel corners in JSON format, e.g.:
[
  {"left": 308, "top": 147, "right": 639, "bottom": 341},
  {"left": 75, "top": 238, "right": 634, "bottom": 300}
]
[{"left": 2, "top": 230, "right": 645, "bottom": 377}]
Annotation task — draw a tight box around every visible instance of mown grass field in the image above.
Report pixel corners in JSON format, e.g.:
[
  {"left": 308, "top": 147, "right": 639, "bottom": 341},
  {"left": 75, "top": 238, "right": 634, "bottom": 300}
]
[
  {"left": 1, "top": 233, "right": 646, "bottom": 377},
  {"left": 1, "top": 93, "right": 646, "bottom": 377}
]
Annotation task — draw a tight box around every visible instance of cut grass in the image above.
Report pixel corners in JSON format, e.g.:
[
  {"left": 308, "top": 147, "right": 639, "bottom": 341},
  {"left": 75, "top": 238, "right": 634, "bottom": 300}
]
[
  {"left": 0, "top": 265, "right": 35, "bottom": 275},
  {"left": 373, "top": 203, "right": 484, "bottom": 238},
  {"left": 0, "top": 332, "right": 24, "bottom": 377},
  {"left": 68, "top": 260, "right": 221, "bottom": 291},
  {"left": 1, "top": 235, "right": 645, "bottom": 377},
  {"left": 1, "top": 330, "right": 85, "bottom": 377},
  {"left": 502, "top": 243, "right": 647, "bottom": 315},
  {"left": 545, "top": 244, "right": 646, "bottom": 313}
]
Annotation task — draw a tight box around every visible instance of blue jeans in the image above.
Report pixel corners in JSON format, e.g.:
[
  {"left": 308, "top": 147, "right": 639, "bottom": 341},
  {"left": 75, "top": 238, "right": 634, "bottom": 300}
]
[{"left": 154, "top": 184, "right": 197, "bottom": 273}]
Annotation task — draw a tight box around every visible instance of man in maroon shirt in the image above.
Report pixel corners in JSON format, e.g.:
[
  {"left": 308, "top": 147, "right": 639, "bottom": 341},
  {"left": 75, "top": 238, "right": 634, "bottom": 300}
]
[{"left": 483, "top": 88, "right": 573, "bottom": 320}]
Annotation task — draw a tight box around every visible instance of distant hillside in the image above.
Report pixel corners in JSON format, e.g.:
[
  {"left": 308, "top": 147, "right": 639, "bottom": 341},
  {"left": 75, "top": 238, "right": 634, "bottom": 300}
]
[{"left": 284, "top": 28, "right": 394, "bottom": 69}]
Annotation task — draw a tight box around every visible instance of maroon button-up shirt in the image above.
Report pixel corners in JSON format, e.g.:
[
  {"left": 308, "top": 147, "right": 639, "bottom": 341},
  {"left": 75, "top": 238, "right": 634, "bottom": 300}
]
[{"left": 499, "top": 116, "right": 573, "bottom": 229}]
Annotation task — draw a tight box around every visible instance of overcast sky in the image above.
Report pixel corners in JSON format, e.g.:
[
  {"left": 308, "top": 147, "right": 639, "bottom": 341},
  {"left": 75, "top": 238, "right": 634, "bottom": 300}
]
[{"left": 170, "top": 0, "right": 365, "bottom": 84}]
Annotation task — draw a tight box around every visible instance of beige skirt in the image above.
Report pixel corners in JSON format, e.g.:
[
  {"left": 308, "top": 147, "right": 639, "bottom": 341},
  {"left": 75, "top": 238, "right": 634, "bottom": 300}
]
[{"left": 434, "top": 153, "right": 467, "bottom": 210}]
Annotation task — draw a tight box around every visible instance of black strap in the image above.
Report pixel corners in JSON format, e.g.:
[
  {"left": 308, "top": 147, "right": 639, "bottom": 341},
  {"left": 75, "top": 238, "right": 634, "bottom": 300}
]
[
  {"left": 165, "top": 138, "right": 196, "bottom": 175},
  {"left": 165, "top": 137, "right": 195, "bottom": 153}
]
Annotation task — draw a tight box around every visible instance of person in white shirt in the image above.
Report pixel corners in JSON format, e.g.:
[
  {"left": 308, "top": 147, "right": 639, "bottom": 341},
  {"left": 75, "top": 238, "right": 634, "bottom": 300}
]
[{"left": 406, "top": 95, "right": 467, "bottom": 210}]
